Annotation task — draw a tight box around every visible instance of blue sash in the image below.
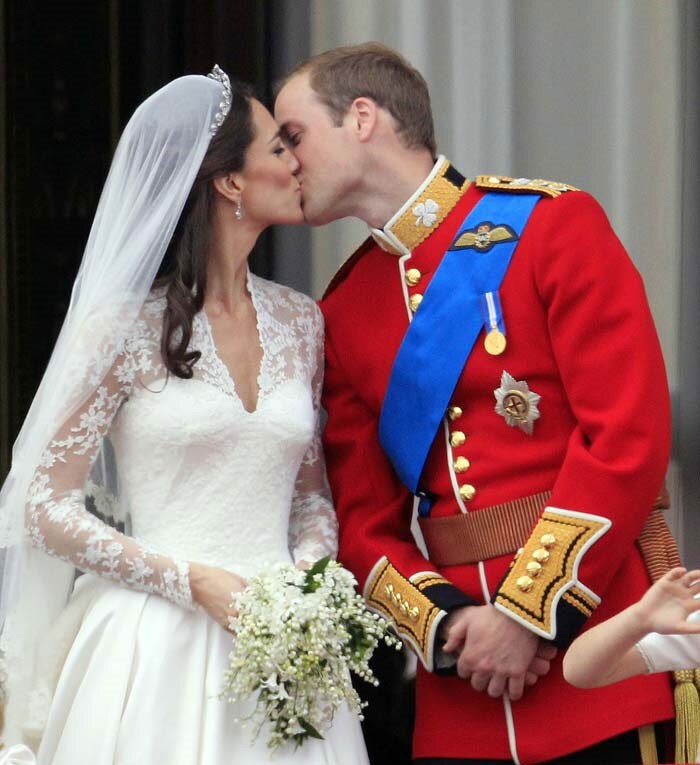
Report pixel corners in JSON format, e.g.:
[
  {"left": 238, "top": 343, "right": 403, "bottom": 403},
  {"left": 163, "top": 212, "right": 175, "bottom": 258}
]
[{"left": 378, "top": 192, "right": 540, "bottom": 511}]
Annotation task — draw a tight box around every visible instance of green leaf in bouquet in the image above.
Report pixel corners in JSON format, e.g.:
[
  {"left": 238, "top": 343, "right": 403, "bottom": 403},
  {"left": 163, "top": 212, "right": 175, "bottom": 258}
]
[
  {"left": 299, "top": 718, "right": 325, "bottom": 740},
  {"left": 303, "top": 556, "right": 331, "bottom": 592},
  {"left": 347, "top": 621, "right": 373, "bottom": 655}
]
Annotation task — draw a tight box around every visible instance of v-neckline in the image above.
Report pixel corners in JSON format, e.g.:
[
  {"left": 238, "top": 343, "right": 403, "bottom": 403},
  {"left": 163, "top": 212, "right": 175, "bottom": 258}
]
[{"left": 201, "top": 270, "right": 266, "bottom": 415}]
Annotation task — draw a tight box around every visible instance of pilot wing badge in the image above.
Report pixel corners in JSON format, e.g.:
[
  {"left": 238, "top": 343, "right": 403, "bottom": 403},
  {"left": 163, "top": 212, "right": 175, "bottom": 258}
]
[{"left": 451, "top": 221, "right": 517, "bottom": 253}]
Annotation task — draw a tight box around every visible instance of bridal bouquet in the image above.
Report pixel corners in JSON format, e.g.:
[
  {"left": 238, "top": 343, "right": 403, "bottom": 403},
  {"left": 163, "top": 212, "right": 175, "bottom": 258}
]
[{"left": 221, "top": 556, "right": 400, "bottom": 750}]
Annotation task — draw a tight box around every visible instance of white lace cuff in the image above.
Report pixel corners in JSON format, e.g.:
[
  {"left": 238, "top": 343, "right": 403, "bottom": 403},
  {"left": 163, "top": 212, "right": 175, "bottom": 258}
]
[{"left": 163, "top": 560, "right": 194, "bottom": 610}]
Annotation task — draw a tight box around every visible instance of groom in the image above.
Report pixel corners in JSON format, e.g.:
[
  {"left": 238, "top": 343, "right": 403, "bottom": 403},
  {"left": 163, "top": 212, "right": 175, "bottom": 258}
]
[{"left": 275, "top": 43, "right": 674, "bottom": 764}]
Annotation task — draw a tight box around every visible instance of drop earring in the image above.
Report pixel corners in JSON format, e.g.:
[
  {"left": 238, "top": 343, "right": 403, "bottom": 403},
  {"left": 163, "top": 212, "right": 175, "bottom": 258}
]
[{"left": 235, "top": 199, "right": 244, "bottom": 220}]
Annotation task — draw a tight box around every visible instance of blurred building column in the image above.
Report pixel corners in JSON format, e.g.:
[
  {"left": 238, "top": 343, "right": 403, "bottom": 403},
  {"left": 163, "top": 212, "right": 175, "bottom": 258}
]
[{"left": 677, "top": 0, "right": 700, "bottom": 565}]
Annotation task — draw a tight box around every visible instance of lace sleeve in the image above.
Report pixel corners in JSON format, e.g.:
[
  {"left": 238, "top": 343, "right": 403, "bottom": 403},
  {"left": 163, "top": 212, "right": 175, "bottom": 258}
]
[
  {"left": 288, "top": 305, "right": 339, "bottom": 565},
  {"left": 24, "top": 333, "right": 193, "bottom": 610}
]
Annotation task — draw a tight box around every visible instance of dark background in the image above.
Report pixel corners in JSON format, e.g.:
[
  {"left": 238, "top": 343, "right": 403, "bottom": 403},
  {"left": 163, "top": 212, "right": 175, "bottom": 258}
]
[{"left": 2, "top": 0, "right": 279, "bottom": 476}]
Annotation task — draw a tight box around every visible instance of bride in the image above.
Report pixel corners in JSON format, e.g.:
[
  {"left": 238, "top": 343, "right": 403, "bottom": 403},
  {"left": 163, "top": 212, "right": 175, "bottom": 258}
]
[{"left": 0, "top": 68, "right": 369, "bottom": 764}]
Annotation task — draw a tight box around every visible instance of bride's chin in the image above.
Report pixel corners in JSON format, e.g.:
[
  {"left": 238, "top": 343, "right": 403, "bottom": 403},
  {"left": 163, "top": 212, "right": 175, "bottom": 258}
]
[{"left": 286, "top": 207, "right": 305, "bottom": 225}]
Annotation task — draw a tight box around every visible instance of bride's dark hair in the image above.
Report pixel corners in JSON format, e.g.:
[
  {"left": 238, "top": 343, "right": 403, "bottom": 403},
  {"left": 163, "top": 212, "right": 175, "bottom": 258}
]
[{"left": 154, "top": 79, "right": 255, "bottom": 379}]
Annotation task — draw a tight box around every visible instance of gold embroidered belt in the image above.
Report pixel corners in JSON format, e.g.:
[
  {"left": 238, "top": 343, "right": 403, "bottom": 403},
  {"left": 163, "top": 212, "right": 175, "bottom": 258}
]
[{"left": 418, "top": 486, "right": 672, "bottom": 567}]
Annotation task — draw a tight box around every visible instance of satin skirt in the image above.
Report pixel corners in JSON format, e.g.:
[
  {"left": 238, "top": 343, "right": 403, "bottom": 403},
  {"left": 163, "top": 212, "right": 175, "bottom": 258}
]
[{"left": 33, "top": 578, "right": 369, "bottom": 765}]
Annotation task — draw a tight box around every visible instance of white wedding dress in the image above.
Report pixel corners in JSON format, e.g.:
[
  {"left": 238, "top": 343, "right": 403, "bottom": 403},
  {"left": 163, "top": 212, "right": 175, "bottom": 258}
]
[{"left": 12, "top": 273, "right": 369, "bottom": 764}]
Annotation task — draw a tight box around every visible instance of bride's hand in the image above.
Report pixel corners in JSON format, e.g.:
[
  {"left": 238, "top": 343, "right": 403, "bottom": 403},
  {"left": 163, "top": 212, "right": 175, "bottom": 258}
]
[{"left": 189, "top": 561, "right": 247, "bottom": 631}]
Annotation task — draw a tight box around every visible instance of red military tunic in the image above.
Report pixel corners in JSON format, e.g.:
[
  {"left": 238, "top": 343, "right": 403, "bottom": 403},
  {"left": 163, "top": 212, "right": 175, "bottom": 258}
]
[{"left": 320, "top": 158, "right": 674, "bottom": 763}]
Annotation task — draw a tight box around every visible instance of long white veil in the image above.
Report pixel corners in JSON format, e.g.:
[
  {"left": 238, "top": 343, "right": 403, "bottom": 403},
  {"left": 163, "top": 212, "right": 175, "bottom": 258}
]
[{"left": 0, "top": 68, "right": 231, "bottom": 745}]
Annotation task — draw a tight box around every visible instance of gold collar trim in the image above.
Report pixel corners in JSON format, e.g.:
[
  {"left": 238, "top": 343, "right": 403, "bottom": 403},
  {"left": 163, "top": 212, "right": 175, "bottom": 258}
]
[{"left": 370, "top": 156, "right": 470, "bottom": 257}]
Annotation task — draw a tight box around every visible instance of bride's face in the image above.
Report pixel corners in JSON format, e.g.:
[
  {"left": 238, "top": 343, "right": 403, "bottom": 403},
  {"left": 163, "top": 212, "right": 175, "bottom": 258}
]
[{"left": 238, "top": 99, "right": 303, "bottom": 227}]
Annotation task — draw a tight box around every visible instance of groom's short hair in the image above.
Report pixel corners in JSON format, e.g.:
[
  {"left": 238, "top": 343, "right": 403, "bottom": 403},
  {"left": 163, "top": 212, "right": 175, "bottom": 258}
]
[{"left": 281, "top": 42, "right": 437, "bottom": 156}]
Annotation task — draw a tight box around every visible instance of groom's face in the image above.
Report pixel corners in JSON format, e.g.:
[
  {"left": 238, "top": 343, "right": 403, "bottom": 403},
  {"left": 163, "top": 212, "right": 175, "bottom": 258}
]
[{"left": 275, "top": 73, "right": 359, "bottom": 226}]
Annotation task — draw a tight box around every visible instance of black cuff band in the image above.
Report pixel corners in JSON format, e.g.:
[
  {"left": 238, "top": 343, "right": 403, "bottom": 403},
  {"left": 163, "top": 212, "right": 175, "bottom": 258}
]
[{"left": 422, "top": 582, "right": 477, "bottom": 613}]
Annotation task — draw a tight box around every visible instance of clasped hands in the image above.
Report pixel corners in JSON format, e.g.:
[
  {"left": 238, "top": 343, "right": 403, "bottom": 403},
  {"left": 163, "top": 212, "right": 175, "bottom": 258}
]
[{"left": 440, "top": 604, "right": 557, "bottom": 701}]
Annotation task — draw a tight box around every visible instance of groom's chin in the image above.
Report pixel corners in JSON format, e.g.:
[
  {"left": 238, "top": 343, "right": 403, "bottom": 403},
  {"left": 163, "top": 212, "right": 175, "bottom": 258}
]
[
  {"left": 302, "top": 206, "right": 334, "bottom": 227},
  {"left": 302, "top": 210, "right": 320, "bottom": 226}
]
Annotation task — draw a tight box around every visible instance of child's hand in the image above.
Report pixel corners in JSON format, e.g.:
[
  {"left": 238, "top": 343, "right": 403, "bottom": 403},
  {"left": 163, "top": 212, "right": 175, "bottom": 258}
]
[{"left": 634, "top": 567, "right": 700, "bottom": 635}]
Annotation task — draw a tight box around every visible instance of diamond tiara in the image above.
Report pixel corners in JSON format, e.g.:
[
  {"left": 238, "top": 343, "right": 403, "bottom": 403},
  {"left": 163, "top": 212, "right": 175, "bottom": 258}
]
[{"left": 207, "top": 64, "right": 232, "bottom": 135}]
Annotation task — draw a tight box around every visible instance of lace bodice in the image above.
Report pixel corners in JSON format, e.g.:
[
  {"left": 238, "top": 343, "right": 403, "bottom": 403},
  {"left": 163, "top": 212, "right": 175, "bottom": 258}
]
[{"left": 25, "top": 272, "right": 338, "bottom": 610}]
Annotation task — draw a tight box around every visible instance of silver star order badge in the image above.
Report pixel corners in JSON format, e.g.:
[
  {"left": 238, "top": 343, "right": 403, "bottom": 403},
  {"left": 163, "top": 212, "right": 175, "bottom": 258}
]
[{"left": 494, "top": 370, "right": 541, "bottom": 435}]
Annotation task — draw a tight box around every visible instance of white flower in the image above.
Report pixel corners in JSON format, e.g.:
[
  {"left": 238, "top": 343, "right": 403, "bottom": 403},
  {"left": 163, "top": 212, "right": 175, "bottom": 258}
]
[
  {"left": 45, "top": 499, "right": 74, "bottom": 524},
  {"left": 221, "top": 558, "right": 399, "bottom": 751},
  {"left": 413, "top": 198, "right": 439, "bottom": 227},
  {"left": 261, "top": 673, "right": 291, "bottom": 701},
  {"left": 115, "top": 358, "right": 136, "bottom": 385},
  {"left": 38, "top": 449, "right": 59, "bottom": 469},
  {"left": 27, "top": 473, "right": 53, "bottom": 506},
  {"left": 125, "top": 555, "right": 155, "bottom": 583}
]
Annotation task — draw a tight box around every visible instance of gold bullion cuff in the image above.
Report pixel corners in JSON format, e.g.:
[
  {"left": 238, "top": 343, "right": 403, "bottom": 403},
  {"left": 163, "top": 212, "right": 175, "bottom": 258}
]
[
  {"left": 493, "top": 507, "right": 610, "bottom": 640},
  {"left": 363, "top": 557, "right": 447, "bottom": 672}
]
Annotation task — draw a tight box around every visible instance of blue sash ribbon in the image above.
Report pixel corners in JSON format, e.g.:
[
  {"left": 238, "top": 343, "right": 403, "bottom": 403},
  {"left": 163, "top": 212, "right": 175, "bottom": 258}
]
[{"left": 378, "top": 192, "right": 540, "bottom": 512}]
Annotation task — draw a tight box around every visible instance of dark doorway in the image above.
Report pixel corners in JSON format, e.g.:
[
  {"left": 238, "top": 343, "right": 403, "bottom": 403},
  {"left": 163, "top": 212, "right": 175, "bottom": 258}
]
[{"left": 1, "top": 0, "right": 275, "bottom": 475}]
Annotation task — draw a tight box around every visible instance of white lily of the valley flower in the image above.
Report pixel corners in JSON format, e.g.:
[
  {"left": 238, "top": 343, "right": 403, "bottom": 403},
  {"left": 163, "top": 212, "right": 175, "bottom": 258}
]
[
  {"left": 221, "top": 559, "right": 399, "bottom": 751},
  {"left": 413, "top": 198, "right": 439, "bottom": 227}
]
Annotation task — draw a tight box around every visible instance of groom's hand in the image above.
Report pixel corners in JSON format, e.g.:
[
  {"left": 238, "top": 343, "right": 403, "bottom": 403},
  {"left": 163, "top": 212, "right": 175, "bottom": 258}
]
[{"left": 442, "top": 604, "right": 553, "bottom": 700}]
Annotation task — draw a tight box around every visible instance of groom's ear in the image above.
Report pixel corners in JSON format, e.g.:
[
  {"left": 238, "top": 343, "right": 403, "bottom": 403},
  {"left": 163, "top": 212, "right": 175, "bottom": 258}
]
[{"left": 349, "top": 97, "right": 378, "bottom": 143}]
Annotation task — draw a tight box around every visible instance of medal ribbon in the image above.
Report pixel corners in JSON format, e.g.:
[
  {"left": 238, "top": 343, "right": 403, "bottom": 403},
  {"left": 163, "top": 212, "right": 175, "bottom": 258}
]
[
  {"left": 482, "top": 291, "right": 505, "bottom": 335},
  {"left": 379, "top": 192, "right": 540, "bottom": 510}
]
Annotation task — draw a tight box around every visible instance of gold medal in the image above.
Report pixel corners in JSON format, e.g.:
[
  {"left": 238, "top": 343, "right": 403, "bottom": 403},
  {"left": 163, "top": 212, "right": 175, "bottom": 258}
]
[{"left": 484, "top": 328, "right": 506, "bottom": 355}]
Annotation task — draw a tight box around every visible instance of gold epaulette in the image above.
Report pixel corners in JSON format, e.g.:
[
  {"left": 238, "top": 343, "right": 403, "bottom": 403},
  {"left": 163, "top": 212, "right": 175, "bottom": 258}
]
[
  {"left": 493, "top": 507, "right": 610, "bottom": 638},
  {"left": 321, "top": 236, "right": 374, "bottom": 300},
  {"left": 363, "top": 557, "right": 447, "bottom": 671},
  {"left": 476, "top": 175, "right": 579, "bottom": 199}
]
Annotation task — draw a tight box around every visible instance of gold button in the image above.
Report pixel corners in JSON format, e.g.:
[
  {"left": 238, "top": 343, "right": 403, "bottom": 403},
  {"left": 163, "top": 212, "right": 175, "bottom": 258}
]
[
  {"left": 405, "top": 268, "right": 422, "bottom": 286},
  {"left": 459, "top": 484, "right": 476, "bottom": 501},
  {"left": 448, "top": 405, "right": 463, "bottom": 420},
  {"left": 409, "top": 293, "right": 423, "bottom": 312},
  {"left": 408, "top": 606, "right": 420, "bottom": 622},
  {"left": 526, "top": 561, "right": 542, "bottom": 578},
  {"left": 532, "top": 548, "right": 550, "bottom": 563},
  {"left": 450, "top": 431, "right": 466, "bottom": 447},
  {"left": 516, "top": 575, "right": 534, "bottom": 592},
  {"left": 540, "top": 533, "right": 557, "bottom": 549},
  {"left": 453, "top": 456, "right": 470, "bottom": 473}
]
